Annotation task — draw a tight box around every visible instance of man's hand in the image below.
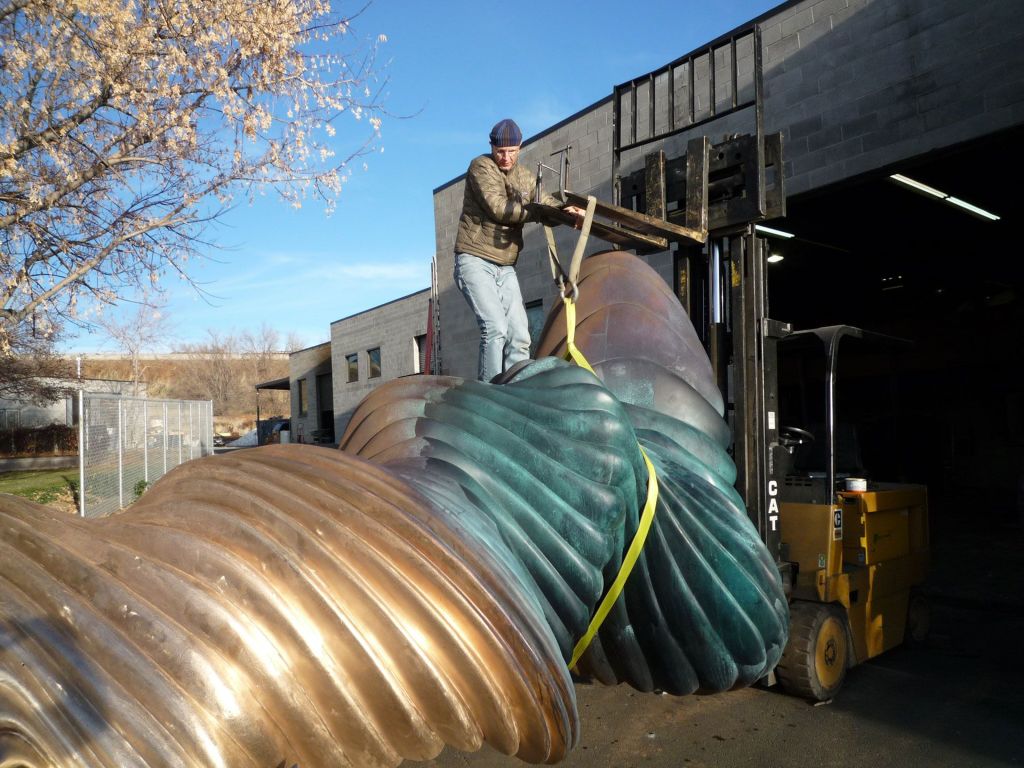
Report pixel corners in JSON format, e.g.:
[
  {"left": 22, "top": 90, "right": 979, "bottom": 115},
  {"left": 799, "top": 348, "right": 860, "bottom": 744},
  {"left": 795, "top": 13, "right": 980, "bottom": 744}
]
[{"left": 563, "top": 204, "right": 587, "bottom": 229}]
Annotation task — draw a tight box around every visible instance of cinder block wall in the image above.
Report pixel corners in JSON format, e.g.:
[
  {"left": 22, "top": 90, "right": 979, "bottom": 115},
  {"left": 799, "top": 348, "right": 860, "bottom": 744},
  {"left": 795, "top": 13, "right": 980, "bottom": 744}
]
[
  {"left": 764, "top": 0, "right": 1024, "bottom": 195},
  {"left": 433, "top": 0, "right": 1024, "bottom": 378},
  {"left": 288, "top": 342, "right": 331, "bottom": 443},
  {"left": 330, "top": 289, "right": 429, "bottom": 436}
]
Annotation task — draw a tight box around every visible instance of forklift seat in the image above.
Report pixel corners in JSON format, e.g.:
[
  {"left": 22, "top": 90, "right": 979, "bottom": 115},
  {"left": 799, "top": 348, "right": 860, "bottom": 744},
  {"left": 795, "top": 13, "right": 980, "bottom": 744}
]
[{"left": 791, "top": 423, "right": 865, "bottom": 476}]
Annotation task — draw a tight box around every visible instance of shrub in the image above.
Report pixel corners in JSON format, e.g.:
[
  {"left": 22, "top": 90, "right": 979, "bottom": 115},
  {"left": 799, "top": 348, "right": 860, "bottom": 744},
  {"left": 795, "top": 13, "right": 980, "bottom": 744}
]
[{"left": 0, "top": 424, "right": 78, "bottom": 457}]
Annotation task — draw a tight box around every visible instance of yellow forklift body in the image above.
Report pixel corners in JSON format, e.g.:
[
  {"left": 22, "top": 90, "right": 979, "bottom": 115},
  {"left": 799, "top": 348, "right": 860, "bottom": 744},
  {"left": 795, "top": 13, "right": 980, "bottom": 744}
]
[
  {"left": 841, "top": 486, "right": 929, "bottom": 570},
  {"left": 780, "top": 485, "right": 928, "bottom": 665},
  {"left": 780, "top": 501, "right": 843, "bottom": 599}
]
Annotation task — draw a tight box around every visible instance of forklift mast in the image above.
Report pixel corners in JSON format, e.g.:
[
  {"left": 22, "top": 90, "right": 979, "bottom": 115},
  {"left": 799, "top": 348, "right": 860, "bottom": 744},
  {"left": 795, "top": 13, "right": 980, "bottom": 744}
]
[{"left": 609, "top": 23, "right": 789, "bottom": 560}]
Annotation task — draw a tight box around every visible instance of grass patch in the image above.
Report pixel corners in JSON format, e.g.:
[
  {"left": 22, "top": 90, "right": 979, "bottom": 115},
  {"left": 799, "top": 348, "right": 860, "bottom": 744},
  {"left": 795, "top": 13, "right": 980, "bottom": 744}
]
[{"left": 0, "top": 469, "right": 79, "bottom": 508}]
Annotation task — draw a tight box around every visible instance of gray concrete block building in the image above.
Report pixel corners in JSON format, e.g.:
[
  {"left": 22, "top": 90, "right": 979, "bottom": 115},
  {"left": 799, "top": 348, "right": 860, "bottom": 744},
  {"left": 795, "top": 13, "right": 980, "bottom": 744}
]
[
  {"left": 285, "top": 289, "right": 430, "bottom": 443},
  {"left": 287, "top": 342, "right": 332, "bottom": 444},
  {"left": 431, "top": 0, "right": 1023, "bottom": 514},
  {"left": 293, "top": 0, "right": 1021, "bottom": 513},
  {"left": 329, "top": 289, "right": 430, "bottom": 437},
  {"left": 434, "top": 0, "right": 1022, "bottom": 377}
]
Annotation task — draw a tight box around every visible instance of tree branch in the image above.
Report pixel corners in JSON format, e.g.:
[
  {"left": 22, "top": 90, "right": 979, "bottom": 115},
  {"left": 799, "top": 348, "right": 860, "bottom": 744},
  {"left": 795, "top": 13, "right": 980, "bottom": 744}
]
[
  {"left": 2, "top": 85, "right": 114, "bottom": 162},
  {"left": 0, "top": 0, "right": 33, "bottom": 25},
  {"left": 9, "top": 206, "right": 194, "bottom": 326}
]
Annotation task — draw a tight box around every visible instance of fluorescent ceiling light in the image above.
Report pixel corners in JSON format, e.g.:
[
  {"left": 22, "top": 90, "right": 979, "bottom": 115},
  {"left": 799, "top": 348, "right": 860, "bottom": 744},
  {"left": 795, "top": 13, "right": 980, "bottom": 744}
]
[
  {"left": 767, "top": 253, "right": 784, "bottom": 263},
  {"left": 889, "top": 174, "right": 1000, "bottom": 221},
  {"left": 755, "top": 225, "right": 795, "bottom": 239},
  {"left": 946, "top": 196, "right": 1000, "bottom": 221},
  {"left": 890, "top": 174, "right": 945, "bottom": 198}
]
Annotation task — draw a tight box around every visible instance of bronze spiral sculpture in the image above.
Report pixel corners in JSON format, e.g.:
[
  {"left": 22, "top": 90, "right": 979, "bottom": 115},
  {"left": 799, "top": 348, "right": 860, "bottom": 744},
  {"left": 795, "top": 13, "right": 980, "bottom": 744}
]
[{"left": 0, "top": 251, "right": 787, "bottom": 767}]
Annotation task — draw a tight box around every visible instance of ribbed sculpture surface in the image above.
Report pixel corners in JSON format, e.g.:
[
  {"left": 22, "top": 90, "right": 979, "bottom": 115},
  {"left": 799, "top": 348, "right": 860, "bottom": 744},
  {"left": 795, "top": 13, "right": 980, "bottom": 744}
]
[{"left": 0, "top": 251, "right": 787, "bottom": 767}]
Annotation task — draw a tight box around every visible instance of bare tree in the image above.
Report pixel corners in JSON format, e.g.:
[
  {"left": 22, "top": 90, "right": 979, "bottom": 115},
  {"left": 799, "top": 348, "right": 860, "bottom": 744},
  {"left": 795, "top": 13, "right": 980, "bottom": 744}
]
[
  {"left": 0, "top": 320, "right": 73, "bottom": 402},
  {"left": 95, "top": 299, "right": 172, "bottom": 395},
  {"left": 174, "top": 327, "right": 288, "bottom": 418},
  {"left": 175, "top": 330, "right": 241, "bottom": 411},
  {"left": 0, "top": 0, "right": 388, "bottom": 352},
  {"left": 239, "top": 323, "right": 286, "bottom": 386},
  {"left": 284, "top": 332, "right": 306, "bottom": 354}
]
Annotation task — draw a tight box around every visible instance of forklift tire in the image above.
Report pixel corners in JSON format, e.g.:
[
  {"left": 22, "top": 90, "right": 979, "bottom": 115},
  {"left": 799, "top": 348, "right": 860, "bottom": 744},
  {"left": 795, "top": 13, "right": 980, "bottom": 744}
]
[
  {"left": 776, "top": 601, "right": 849, "bottom": 702},
  {"left": 905, "top": 590, "right": 931, "bottom": 647}
]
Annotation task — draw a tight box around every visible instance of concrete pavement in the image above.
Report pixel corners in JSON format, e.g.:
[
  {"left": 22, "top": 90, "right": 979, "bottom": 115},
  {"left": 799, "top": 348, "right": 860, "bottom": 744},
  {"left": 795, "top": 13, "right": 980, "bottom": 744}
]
[
  {"left": 409, "top": 512, "right": 1024, "bottom": 768},
  {"left": 409, "top": 600, "right": 1024, "bottom": 768}
]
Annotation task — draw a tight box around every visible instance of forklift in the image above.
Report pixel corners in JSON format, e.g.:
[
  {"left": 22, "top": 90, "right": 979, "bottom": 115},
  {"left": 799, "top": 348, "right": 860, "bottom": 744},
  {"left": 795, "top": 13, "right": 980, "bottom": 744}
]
[
  {"left": 539, "top": 23, "right": 931, "bottom": 701},
  {"left": 770, "top": 326, "right": 930, "bottom": 699}
]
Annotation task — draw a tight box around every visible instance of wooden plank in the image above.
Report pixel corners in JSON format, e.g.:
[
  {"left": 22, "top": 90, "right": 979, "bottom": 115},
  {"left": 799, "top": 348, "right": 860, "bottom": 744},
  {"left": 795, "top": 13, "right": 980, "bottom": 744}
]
[
  {"left": 528, "top": 204, "right": 668, "bottom": 251},
  {"left": 591, "top": 222, "right": 668, "bottom": 250},
  {"left": 686, "top": 137, "right": 709, "bottom": 235},
  {"left": 645, "top": 151, "right": 666, "bottom": 221},
  {"left": 764, "top": 132, "right": 786, "bottom": 220},
  {"left": 562, "top": 191, "right": 706, "bottom": 244}
]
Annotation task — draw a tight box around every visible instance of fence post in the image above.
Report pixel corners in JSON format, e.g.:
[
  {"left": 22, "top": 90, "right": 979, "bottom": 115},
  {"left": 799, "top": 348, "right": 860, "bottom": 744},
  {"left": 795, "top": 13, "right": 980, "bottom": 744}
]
[
  {"left": 78, "top": 391, "right": 85, "bottom": 518},
  {"left": 178, "top": 402, "right": 183, "bottom": 465},
  {"left": 117, "top": 397, "right": 124, "bottom": 509},
  {"left": 162, "top": 402, "right": 168, "bottom": 475},
  {"left": 143, "top": 399, "right": 149, "bottom": 483}
]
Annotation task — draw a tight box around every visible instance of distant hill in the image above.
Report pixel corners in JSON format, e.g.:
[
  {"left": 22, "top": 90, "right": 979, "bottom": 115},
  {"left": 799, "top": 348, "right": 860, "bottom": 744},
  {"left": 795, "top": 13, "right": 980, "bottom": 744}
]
[{"left": 78, "top": 354, "right": 290, "bottom": 435}]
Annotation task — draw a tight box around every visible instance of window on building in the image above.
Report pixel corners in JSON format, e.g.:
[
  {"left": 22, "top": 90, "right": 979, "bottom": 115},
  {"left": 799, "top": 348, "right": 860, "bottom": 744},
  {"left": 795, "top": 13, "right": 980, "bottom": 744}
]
[
  {"left": 524, "top": 299, "right": 546, "bottom": 357},
  {"left": 414, "top": 334, "right": 427, "bottom": 374},
  {"left": 368, "top": 347, "right": 381, "bottom": 378},
  {"left": 346, "top": 352, "right": 359, "bottom": 382},
  {"left": 297, "top": 378, "right": 308, "bottom": 416}
]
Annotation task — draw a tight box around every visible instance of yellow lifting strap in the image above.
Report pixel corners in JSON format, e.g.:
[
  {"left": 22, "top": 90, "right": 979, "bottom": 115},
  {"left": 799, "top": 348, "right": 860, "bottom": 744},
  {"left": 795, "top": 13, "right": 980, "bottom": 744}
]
[
  {"left": 545, "top": 195, "right": 598, "bottom": 296},
  {"left": 562, "top": 293, "right": 660, "bottom": 671}
]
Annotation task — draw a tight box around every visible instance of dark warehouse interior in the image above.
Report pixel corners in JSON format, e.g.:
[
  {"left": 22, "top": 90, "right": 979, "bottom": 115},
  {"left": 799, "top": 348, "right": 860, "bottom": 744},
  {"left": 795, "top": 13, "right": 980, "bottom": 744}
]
[{"left": 765, "top": 124, "right": 1022, "bottom": 525}]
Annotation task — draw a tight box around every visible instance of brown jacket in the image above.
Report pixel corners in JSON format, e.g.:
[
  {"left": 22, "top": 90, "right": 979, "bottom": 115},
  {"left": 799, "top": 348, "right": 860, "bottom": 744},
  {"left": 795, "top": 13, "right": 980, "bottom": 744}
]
[{"left": 454, "top": 154, "right": 560, "bottom": 266}]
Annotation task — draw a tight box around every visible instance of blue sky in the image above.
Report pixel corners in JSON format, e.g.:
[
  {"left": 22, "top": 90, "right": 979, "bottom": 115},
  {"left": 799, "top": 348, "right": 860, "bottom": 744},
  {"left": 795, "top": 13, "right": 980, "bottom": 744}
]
[{"left": 69, "top": 0, "right": 780, "bottom": 353}]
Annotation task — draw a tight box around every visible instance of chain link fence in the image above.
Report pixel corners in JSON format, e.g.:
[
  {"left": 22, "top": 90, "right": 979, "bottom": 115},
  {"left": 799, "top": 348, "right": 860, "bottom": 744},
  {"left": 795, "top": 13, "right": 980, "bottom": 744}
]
[{"left": 78, "top": 394, "right": 214, "bottom": 518}]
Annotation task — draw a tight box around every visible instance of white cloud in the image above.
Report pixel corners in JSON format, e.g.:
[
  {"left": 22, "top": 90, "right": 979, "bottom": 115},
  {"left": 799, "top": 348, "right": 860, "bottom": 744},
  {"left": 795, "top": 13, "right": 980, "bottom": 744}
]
[
  {"left": 318, "top": 262, "right": 427, "bottom": 281},
  {"left": 264, "top": 252, "right": 306, "bottom": 266},
  {"left": 516, "top": 97, "right": 571, "bottom": 138}
]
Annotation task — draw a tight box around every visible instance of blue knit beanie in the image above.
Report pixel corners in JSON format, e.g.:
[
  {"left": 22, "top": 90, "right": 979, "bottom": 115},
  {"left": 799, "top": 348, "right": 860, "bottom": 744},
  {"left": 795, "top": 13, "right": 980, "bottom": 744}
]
[{"left": 489, "top": 118, "right": 522, "bottom": 147}]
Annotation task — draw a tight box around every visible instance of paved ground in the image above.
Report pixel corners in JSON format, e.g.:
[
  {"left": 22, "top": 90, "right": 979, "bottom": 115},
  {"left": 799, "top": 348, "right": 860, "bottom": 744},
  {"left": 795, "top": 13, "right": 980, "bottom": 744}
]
[{"left": 410, "top": 514, "right": 1024, "bottom": 768}]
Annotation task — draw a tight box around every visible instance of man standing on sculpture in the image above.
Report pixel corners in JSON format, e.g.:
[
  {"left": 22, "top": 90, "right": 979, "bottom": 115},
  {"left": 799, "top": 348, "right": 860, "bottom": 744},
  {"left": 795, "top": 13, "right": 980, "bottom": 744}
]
[{"left": 454, "top": 118, "right": 583, "bottom": 382}]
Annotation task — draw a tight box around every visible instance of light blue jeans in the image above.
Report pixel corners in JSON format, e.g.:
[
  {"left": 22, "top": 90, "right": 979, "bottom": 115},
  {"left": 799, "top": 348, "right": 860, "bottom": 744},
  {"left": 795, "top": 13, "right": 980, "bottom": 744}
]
[{"left": 454, "top": 253, "right": 531, "bottom": 382}]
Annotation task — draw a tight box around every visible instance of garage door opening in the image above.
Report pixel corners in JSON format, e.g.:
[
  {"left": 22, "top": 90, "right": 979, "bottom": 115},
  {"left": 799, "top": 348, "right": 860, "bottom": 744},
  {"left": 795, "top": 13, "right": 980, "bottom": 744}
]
[{"left": 763, "top": 124, "right": 1022, "bottom": 524}]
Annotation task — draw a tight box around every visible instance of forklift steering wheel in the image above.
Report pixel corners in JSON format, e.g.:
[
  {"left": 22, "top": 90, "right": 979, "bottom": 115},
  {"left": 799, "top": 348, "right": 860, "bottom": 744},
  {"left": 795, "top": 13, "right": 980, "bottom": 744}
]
[{"left": 778, "top": 425, "right": 815, "bottom": 448}]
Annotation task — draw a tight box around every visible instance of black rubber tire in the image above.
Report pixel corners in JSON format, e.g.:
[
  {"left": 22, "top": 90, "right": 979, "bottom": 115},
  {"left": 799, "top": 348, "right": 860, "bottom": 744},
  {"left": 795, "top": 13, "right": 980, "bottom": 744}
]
[
  {"left": 776, "top": 600, "right": 849, "bottom": 702},
  {"left": 905, "top": 590, "right": 931, "bottom": 648}
]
